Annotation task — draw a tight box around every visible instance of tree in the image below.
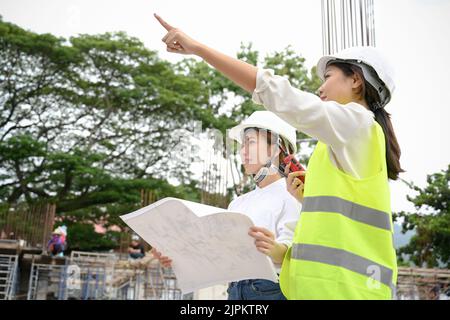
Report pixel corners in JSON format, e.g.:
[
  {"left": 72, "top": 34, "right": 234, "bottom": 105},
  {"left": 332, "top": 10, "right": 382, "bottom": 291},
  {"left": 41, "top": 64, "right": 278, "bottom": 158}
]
[
  {"left": 0, "top": 19, "right": 208, "bottom": 250},
  {"left": 394, "top": 165, "right": 450, "bottom": 268},
  {"left": 1, "top": 18, "right": 321, "bottom": 250},
  {"left": 0, "top": 19, "right": 208, "bottom": 208}
]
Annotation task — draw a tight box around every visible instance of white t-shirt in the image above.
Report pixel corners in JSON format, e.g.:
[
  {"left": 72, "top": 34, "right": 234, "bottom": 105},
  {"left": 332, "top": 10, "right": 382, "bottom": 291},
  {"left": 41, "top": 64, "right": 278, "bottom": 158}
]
[{"left": 228, "top": 177, "right": 301, "bottom": 272}]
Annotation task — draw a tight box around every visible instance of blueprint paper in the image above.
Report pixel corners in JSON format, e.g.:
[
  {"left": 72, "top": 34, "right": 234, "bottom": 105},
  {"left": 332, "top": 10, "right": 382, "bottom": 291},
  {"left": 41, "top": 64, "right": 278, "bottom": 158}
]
[{"left": 120, "top": 197, "right": 278, "bottom": 293}]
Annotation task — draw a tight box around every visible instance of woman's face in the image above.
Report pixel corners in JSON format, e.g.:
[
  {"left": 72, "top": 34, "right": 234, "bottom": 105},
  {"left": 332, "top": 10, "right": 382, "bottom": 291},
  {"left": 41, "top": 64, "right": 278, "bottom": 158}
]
[
  {"left": 318, "top": 65, "right": 361, "bottom": 104},
  {"left": 239, "top": 129, "right": 276, "bottom": 175}
]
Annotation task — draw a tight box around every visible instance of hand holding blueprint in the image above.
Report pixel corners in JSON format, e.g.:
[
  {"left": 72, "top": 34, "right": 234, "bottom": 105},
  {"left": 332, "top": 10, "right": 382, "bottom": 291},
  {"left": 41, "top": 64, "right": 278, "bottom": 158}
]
[{"left": 120, "top": 197, "right": 278, "bottom": 293}]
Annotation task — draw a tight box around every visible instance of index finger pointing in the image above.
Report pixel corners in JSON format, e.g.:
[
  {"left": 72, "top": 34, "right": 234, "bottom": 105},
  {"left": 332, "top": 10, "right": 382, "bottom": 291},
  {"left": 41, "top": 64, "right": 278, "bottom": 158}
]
[{"left": 154, "top": 13, "right": 174, "bottom": 31}]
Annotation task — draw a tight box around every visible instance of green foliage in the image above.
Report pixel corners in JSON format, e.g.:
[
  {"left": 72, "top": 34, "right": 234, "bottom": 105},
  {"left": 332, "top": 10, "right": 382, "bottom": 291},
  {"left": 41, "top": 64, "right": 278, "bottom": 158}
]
[
  {"left": 0, "top": 19, "right": 321, "bottom": 251},
  {"left": 394, "top": 165, "right": 450, "bottom": 268},
  {"left": 60, "top": 222, "right": 118, "bottom": 252}
]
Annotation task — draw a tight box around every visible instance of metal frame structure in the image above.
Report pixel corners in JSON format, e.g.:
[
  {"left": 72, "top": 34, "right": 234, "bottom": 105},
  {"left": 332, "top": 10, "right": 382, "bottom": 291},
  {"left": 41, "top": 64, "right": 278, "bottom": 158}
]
[
  {"left": 26, "top": 251, "right": 184, "bottom": 300},
  {"left": 0, "top": 254, "right": 19, "bottom": 300},
  {"left": 321, "top": 0, "right": 376, "bottom": 55},
  {"left": 27, "top": 262, "right": 68, "bottom": 300}
]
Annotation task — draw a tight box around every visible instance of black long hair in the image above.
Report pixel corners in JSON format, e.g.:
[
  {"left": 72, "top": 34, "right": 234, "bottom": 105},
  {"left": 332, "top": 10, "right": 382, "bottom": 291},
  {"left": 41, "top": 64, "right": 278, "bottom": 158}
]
[{"left": 330, "top": 62, "right": 405, "bottom": 180}]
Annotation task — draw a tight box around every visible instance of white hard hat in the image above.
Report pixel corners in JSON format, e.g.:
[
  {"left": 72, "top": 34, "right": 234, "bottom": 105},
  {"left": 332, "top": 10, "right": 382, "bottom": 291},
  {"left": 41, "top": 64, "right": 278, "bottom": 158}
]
[
  {"left": 317, "top": 46, "right": 395, "bottom": 107},
  {"left": 52, "top": 228, "right": 62, "bottom": 235},
  {"left": 228, "top": 111, "right": 297, "bottom": 153}
]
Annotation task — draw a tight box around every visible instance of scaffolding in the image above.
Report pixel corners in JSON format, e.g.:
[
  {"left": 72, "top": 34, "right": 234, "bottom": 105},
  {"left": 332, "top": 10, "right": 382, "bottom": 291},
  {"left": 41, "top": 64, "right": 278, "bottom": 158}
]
[
  {"left": 28, "top": 263, "right": 69, "bottom": 300},
  {"left": 396, "top": 267, "right": 450, "bottom": 300},
  {"left": 26, "top": 252, "right": 184, "bottom": 300},
  {"left": 0, "top": 254, "right": 19, "bottom": 300},
  {"left": 19, "top": 252, "right": 450, "bottom": 300},
  {"left": 111, "top": 259, "right": 182, "bottom": 300}
]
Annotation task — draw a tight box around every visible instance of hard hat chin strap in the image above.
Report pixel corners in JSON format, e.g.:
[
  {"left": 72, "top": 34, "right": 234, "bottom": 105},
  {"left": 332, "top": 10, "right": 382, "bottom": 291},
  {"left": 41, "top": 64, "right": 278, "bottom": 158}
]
[
  {"left": 252, "top": 160, "right": 273, "bottom": 185},
  {"left": 252, "top": 153, "right": 285, "bottom": 185},
  {"left": 251, "top": 135, "right": 293, "bottom": 185}
]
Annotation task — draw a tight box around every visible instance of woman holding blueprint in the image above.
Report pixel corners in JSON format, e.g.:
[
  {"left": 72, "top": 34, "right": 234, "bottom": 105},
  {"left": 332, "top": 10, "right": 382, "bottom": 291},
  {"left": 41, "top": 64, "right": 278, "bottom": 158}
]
[{"left": 153, "top": 110, "right": 302, "bottom": 300}]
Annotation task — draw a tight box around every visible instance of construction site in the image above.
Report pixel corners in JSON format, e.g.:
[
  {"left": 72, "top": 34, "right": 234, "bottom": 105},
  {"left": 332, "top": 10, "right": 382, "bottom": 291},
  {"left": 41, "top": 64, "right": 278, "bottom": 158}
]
[
  {"left": 1, "top": 242, "right": 450, "bottom": 300},
  {"left": 0, "top": 0, "right": 449, "bottom": 302},
  {"left": 0, "top": 147, "right": 234, "bottom": 301},
  {"left": 1, "top": 185, "right": 449, "bottom": 300},
  {"left": 0, "top": 197, "right": 187, "bottom": 300}
]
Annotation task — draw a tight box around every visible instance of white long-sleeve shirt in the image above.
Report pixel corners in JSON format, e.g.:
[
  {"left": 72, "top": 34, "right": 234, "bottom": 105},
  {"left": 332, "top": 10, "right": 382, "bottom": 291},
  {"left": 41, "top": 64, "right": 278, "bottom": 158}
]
[
  {"left": 252, "top": 68, "right": 381, "bottom": 179},
  {"left": 228, "top": 178, "right": 301, "bottom": 271}
]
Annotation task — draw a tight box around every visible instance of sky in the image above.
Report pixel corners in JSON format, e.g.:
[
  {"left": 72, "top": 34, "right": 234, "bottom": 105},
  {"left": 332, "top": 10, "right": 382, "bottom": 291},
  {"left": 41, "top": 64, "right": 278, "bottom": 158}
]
[{"left": 1, "top": 0, "right": 449, "bottom": 215}]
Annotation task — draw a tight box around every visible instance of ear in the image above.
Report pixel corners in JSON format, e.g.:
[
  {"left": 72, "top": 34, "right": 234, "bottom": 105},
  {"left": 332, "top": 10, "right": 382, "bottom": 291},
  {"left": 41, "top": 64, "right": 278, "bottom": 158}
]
[{"left": 351, "top": 72, "right": 364, "bottom": 89}]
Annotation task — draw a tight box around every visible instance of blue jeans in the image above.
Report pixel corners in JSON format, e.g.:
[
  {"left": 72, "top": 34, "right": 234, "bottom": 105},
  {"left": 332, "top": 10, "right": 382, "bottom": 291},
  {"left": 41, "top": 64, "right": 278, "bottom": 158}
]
[{"left": 227, "top": 279, "right": 286, "bottom": 300}]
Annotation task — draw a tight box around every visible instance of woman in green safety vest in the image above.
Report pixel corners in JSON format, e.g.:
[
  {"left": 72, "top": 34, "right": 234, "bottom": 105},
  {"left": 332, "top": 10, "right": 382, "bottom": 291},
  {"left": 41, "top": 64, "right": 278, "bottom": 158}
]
[{"left": 154, "top": 14, "right": 403, "bottom": 300}]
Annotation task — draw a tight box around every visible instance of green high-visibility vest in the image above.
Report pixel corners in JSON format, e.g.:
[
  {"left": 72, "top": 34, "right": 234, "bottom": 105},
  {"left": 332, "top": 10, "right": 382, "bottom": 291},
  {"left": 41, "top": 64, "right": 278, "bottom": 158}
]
[{"left": 280, "top": 122, "right": 397, "bottom": 299}]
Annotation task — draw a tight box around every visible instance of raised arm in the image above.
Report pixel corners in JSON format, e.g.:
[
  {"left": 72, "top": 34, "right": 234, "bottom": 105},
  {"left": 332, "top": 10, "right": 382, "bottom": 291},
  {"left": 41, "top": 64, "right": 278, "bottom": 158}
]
[
  {"left": 154, "top": 14, "right": 257, "bottom": 93},
  {"left": 154, "top": 14, "right": 375, "bottom": 155}
]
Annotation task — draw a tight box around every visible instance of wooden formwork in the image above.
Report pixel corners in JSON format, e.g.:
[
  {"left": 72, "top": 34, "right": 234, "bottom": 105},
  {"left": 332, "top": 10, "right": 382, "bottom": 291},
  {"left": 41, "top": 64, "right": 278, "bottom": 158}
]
[
  {"left": 0, "top": 203, "right": 55, "bottom": 249},
  {"left": 396, "top": 267, "right": 450, "bottom": 300}
]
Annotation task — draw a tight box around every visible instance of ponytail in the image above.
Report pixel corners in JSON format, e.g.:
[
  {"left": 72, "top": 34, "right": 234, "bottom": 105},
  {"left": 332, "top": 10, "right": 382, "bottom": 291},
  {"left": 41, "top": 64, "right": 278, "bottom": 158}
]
[{"left": 365, "top": 81, "right": 404, "bottom": 180}]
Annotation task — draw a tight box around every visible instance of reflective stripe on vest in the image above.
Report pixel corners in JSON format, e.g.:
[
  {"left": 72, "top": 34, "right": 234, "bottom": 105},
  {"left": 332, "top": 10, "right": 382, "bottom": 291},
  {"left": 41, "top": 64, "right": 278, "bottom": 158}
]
[
  {"left": 292, "top": 243, "right": 394, "bottom": 288},
  {"left": 302, "top": 196, "right": 391, "bottom": 231}
]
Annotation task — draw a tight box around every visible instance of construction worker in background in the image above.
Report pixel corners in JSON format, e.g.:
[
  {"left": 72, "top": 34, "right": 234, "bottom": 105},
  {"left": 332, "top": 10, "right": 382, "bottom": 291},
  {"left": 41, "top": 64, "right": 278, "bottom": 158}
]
[
  {"left": 154, "top": 14, "right": 402, "bottom": 300},
  {"left": 58, "top": 225, "right": 67, "bottom": 245},
  {"left": 47, "top": 228, "right": 66, "bottom": 257},
  {"left": 153, "top": 111, "right": 302, "bottom": 300},
  {"left": 128, "top": 234, "right": 146, "bottom": 259}
]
